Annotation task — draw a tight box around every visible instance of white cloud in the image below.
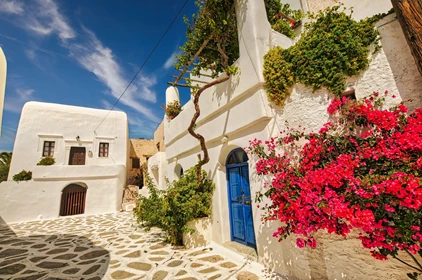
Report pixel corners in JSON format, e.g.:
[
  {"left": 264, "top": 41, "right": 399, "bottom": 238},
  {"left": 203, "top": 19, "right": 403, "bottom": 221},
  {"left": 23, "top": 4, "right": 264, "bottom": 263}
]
[
  {"left": 24, "top": 49, "right": 36, "bottom": 61},
  {"left": 2, "top": 0, "right": 160, "bottom": 124},
  {"left": 0, "top": 0, "right": 24, "bottom": 15},
  {"left": 4, "top": 88, "right": 35, "bottom": 113},
  {"left": 127, "top": 114, "right": 159, "bottom": 138},
  {"left": 16, "top": 88, "right": 34, "bottom": 99},
  {"left": 100, "top": 99, "right": 113, "bottom": 110},
  {"left": 137, "top": 75, "right": 157, "bottom": 103},
  {"left": 25, "top": 0, "right": 75, "bottom": 41},
  {"left": 163, "top": 51, "right": 178, "bottom": 70},
  {"left": 68, "top": 27, "right": 159, "bottom": 122}
]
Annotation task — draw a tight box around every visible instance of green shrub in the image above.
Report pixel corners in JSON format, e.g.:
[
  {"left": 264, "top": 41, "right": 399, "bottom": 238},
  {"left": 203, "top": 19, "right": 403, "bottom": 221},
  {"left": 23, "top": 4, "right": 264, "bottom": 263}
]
[
  {"left": 263, "top": 5, "right": 380, "bottom": 106},
  {"left": 37, "top": 156, "right": 55, "bottom": 166},
  {"left": 13, "top": 170, "right": 32, "bottom": 181},
  {"left": 134, "top": 167, "right": 215, "bottom": 246},
  {"left": 0, "top": 152, "right": 12, "bottom": 182},
  {"left": 263, "top": 47, "right": 295, "bottom": 106}
]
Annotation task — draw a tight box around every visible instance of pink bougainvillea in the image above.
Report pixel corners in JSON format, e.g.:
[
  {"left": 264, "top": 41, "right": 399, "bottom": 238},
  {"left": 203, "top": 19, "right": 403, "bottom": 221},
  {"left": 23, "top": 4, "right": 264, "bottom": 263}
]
[{"left": 248, "top": 92, "right": 422, "bottom": 278}]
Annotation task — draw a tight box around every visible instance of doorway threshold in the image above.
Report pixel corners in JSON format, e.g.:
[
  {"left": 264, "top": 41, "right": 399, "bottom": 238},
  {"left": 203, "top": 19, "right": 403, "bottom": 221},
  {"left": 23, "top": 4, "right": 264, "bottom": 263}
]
[{"left": 223, "top": 241, "right": 258, "bottom": 262}]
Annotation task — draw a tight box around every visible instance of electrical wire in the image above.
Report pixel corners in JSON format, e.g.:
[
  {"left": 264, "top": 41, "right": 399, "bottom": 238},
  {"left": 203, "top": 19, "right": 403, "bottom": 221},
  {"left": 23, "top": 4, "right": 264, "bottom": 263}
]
[{"left": 94, "top": 0, "right": 190, "bottom": 133}]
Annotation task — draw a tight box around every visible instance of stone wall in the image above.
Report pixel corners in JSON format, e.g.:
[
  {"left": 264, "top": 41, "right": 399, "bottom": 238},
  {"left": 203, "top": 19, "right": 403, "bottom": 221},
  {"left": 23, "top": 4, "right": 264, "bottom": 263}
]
[{"left": 128, "top": 139, "right": 157, "bottom": 186}]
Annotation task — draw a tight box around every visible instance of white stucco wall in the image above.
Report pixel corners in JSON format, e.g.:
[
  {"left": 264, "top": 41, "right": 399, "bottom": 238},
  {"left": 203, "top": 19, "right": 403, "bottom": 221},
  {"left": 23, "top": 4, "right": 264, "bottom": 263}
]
[
  {"left": 0, "top": 48, "right": 6, "bottom": 136},
  {"left": 161, "top": 0, "right": 422, "bottom": 279},
  {"left": 0, "top": 165, "right": 125, "bottom": 224},
  {"left": 147, "top": 151, "right": 167, "bottom": 190},
  {"left": 8, "top": 101, "right": 128, "bottom": 176},
  {"left": 1, "top": 101, "right": 129, "bottom": 224}
]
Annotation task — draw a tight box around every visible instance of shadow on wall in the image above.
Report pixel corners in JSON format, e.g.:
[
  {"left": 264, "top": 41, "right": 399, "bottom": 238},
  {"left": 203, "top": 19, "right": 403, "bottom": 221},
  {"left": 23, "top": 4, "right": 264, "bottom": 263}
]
[
  {"left": 249, "top": 155, "right": 330, "bottom": 280},
  {"left": 0, "top": 215, "right": 110, "bottom": 279},
  {"left": 183, "top": 217, "right": 212, "bottom": 248},
  {"left": 377, "top": 16, "right": 422, "bottom": 112}
]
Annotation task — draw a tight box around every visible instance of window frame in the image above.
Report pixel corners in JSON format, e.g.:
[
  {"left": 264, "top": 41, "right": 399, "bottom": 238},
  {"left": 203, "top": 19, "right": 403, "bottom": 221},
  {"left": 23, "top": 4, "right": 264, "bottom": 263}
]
[
  {"left": 98, "top": 142, "right": 109, "bottom": 158},
  {"left": 132, "top": 157, "right": 140, "bottom": 169},
  {"left": 43, "top": 141, "right": 55, "bottom": 157}
]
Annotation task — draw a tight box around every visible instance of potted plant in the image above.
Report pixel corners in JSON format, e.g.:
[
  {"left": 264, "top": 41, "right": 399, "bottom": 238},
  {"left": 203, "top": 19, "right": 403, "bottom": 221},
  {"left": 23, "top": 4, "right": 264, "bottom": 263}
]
[
  {"left": 165, "top": 101, "right": 182, "bottom": 120},
  {"left": 13, "top": 170, "right": 32, "bottom": 181},
  {"left": 37, "top": 156, "right": 55, "bottom": 166}
]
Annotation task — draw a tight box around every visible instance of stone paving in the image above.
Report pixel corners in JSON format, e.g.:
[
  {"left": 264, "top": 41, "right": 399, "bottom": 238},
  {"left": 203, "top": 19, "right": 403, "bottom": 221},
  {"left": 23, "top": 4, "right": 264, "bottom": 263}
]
[{"left": 0, "top": 212, "right": 261, "bottom": 280}]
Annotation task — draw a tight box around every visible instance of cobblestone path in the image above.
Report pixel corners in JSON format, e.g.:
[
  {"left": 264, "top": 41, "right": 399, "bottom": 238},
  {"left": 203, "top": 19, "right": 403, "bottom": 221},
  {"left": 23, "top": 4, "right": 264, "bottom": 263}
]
[{"left": 0, "top": 212, "right": 261, "bottom": 280}]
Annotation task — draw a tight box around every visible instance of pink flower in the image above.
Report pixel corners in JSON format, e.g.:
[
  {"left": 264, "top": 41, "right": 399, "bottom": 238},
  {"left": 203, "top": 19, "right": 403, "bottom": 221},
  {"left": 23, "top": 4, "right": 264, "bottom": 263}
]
[
  {"left": 371, "top": 251, "right": 388, "bottom": 260},
  {"left": 384, "top": 204, "right": 395, "bottom": 212},
  {"left": 296, "top": 238, "right": 306, "bottom": 248}
]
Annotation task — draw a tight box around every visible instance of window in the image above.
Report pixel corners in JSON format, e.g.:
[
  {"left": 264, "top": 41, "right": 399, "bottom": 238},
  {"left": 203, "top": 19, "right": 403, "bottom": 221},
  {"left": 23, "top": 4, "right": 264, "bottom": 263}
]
[
  {"left": 99, "top": 142, "right": 109, "bottom": 157},
  {"left": 132, "top": 158, "right": 140, "bottom": 169},
  {"left": 43, "top": 141, "right": 55, "bottom": 157},
  {"left": 156, "top": 142, "right": 160, "bottom": 151}
]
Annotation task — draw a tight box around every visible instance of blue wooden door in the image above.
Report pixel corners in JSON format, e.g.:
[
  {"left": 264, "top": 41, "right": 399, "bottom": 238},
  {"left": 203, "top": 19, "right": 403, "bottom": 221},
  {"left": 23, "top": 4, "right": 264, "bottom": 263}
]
[{"left": 227, "top": 156, "right": 256, "bottom": 248}]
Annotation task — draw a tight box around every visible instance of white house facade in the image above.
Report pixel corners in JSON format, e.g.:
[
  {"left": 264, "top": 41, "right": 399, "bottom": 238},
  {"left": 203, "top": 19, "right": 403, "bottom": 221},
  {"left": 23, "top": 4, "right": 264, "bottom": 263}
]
[
  {"left": 0, "top": 47, "right": 6, "bottom": 136},
  {"left": 152, "top": 0, "right": 422, "bottom": 279},
  {"left": 0, "top": 101, "right": 128, "bottom": 224}
]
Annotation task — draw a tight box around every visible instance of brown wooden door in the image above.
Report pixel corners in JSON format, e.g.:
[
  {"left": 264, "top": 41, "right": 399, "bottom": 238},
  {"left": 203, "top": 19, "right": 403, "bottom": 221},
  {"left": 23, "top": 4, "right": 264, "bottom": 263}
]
[
  {"left": 69, "top": 147, "right": 86, "bottom": 165},
  {"left": 60, "top": 184, "right": 87, "bottom": 216}
]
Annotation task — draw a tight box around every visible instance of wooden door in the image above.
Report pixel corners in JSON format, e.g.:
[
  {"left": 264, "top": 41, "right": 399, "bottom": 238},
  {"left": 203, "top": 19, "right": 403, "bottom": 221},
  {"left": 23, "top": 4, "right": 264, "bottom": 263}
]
[
  {"left": 228, "top": 167, "right": 246, "bottom": 241},
  {"left": 60, "top": 184, "right": 86, "bottom": 216},
  {"left": 69, "top": 147, "right": 86, "bottom": 165},
  {"left": 227, "top": 148, "right": 256, "bottom": 248}
]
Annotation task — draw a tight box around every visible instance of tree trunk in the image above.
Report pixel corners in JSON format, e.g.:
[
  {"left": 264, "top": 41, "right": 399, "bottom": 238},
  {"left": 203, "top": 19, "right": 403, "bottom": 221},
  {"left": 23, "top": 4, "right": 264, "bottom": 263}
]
[
  {"left": 390, "top": 0, "right": 422, "bottom": 76},
  {"left": 187, "top": 74, "right": 231, "bottom": 184}
]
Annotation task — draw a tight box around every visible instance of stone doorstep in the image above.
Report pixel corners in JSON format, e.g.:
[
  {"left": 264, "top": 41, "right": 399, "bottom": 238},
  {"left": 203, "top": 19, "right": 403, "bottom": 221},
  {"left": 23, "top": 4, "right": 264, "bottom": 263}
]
[
  {"left": 222, "top": 241, "right": 258, "bottom": 262},
  {"left": 121, "top": 203, "right": 136, "bottom": 212}
]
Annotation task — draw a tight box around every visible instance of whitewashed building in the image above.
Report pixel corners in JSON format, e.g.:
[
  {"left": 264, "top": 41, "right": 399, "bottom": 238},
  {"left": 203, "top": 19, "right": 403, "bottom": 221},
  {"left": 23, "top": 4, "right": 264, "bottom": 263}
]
[
  {"left": 0, "top": 47, "right": 7, "bottom": 136},
  {"left": 152, "top": 0, "right": 422, "bottom": 279},
  {"left": 0, "top": 101, "right": 128, "bottom": 224}
]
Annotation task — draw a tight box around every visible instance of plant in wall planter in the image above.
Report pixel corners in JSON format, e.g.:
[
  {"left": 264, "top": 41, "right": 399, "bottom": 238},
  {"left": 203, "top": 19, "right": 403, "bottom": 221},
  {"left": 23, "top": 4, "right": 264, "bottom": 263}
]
[
  {"left": 13, "top": 170, "right": 32, "bottom": 182},
  {"left": 165, "top": 101, "right": 182, "bottom": 120},
  {"left": 37, "top": 156, "right": 55, "bottom": 166},
  {"left": 265, "top": 0, "right": 304, "bottom": 39}
]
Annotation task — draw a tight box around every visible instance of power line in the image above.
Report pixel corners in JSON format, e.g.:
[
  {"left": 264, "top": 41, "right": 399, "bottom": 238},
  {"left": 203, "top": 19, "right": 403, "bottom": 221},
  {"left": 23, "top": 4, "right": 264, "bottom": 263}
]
[{"left": 94, "top": 0, "right": 190, "bottom": 133}]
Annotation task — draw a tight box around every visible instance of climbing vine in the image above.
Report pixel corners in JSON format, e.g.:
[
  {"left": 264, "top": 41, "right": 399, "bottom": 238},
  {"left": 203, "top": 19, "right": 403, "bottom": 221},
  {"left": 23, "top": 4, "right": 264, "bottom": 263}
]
[{"left": 263, "top": 5, "right": 380, "bottom": 106}]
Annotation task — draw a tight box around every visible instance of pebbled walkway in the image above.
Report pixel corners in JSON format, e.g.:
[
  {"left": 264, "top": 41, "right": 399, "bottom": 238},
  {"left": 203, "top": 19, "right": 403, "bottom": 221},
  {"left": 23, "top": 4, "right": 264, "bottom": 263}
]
[{"left": 0, "top": 212, "right": 260, "bottom": 280}]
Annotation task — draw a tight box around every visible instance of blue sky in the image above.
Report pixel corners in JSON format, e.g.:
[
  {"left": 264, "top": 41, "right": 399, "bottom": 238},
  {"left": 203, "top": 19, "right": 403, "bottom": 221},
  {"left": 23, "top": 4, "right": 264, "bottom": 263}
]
[{"left": 0, "top": 0, "right": 196, "bottom": 152}]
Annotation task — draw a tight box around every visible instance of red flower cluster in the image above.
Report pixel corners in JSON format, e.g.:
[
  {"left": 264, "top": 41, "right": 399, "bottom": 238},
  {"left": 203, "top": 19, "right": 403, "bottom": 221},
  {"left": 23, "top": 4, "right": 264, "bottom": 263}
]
[
  {"left": 248, "top": 92, "right": 422, "bottom": 267},
  {"left": 165, "top": 100, "right": 182, "bottom": 120}
]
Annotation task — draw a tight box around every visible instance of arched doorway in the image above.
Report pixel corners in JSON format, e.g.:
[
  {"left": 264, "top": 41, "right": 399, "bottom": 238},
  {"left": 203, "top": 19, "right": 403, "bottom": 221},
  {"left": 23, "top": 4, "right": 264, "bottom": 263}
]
[
  {"left": 175, "top": 164, "right": 184, "bottom": 179},
  {"left": 60, "top": 184, "right": 87, "bottom": 216},
  {"left": 226, "top": 148, "right": 256, "bottom": 248}
]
